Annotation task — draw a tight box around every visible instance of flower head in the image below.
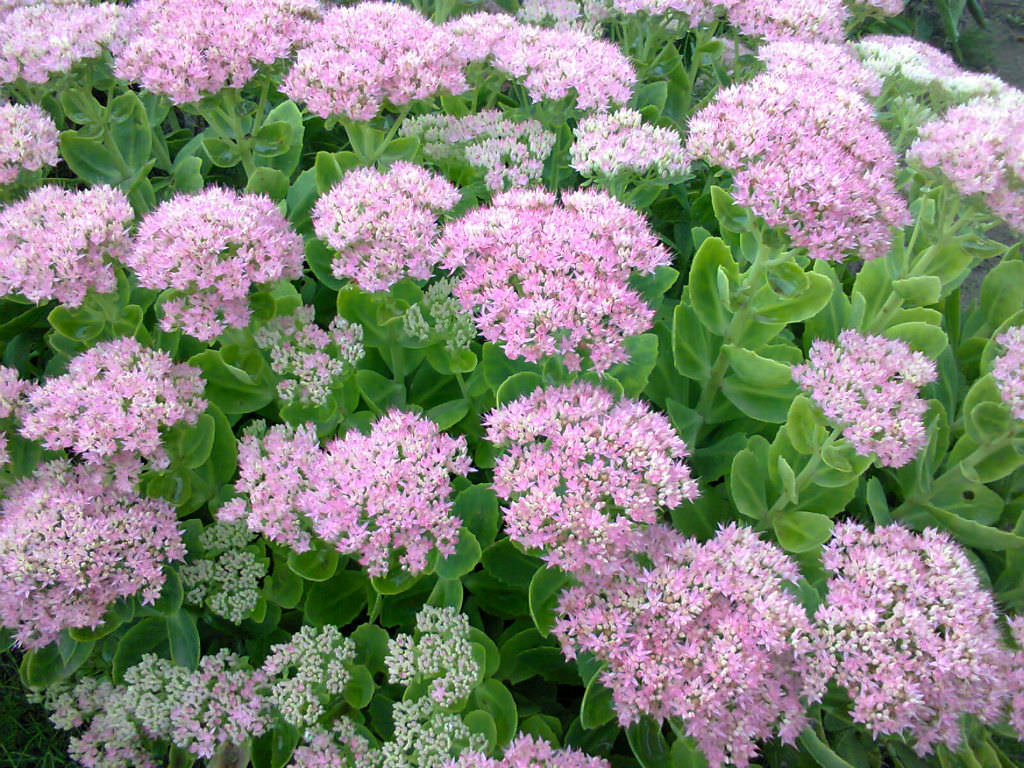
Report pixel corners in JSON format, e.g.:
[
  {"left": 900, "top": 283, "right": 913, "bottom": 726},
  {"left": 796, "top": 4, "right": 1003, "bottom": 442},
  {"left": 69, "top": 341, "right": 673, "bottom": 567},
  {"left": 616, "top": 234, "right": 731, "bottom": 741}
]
[
  {"left": 442, "top": 188, "right": 670, "bottom": 371},
  {"left": 0, "top": 460, "right": 184, "bottom": 648},
  {"left": 386, "top": 606, "right": 478, "bottom": 707},
  {"left": 448, "top": 734, "right": 610, "bottom": 768},
  {"left": 283, "top": 1, "right": 467, "bottom": 121},
  {"left": 816, "top": 522, "right": 1013, "bottom": 754},
  {"left": 115, "top": 0, "right": 319, "bottom": 104},
  {"left": 127, "top": 188, "right": 304, "bottom": 340},
  {"left": 180, "top": 521, "right": 267, "bottom": 624},
  {"left": 0, "top": 185, "right": 133, "bottom": 306},
  {"left": 0, "top": 102, "right": 58, "bottom": 184},
  {"left": 302, "top": 410, "right": 471, "bottom": 576},
  {"left": 19, "top": 337, "right": 207, "bottom": 466},
  {"left": 254, "top": 305, "right": 364, "bottom": 406},
  {"left": 758, "top": 40, "right": 882, "bottom": 96},
  {"left": 571, "top": 108, "right": 688, "bottom": 179},
  {"left": 792, "top": 330, "right": 936, "bottom": 467},
  {"left": 554, "top": 523, "right": 830, "bottom": 768},
  {"left": 485, "top": 382, "right": 698, "bottom": 572},
  {"left": 312, "top": 162, "right": 460, "bottom": 292},
  {"left": 718, "top": 0, "right": 847, "bottom": 42},
  {"left": 993, "top": 326, "right": 1024, "bottom": 420},
  {"left": 908, "top": 96, "right": 1024, "bottom": 233},
  {"left": 401, "top": 278, "right": 477, "bottom": 355},
  {"left": 0, "top": 2, "right": 126, "bottom": 84},
  {"left": 688, "top": 73, "right": 910, "bottom": 260}
]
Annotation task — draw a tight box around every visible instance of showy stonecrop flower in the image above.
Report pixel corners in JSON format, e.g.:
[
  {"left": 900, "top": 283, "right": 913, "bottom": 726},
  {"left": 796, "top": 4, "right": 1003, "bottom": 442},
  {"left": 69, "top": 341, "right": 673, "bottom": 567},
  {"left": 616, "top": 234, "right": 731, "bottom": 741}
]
[
  {"left": 127, "top": 188, "right": 305, "bottom": 340},
  {"left": 688, "top": 73, "right": 911, "bottom": 261},
  {"left": 758, "top": 40, "right": 882, "bottom": 96},
  {"left": 0, "top": 460, "right": 185, "bottom": 648},
  {"left": 849, "top": 0, "right": 905, "bottom": 15},
  {"left": 717, "top": 0, "right": 847, "bottom": 42},
  {"left": 399, "top": 110, "right": 555, "bottom": 193},
  {"left": 386, "top": 606, "right": 478, "bottom": 707},
  {"left": 446, "top": 14, "right": 634, "bottom": 111},
  {"left": 180, "top": 521, "right": 267, "bottom": 624},
  {"left": 816, "top": 522, "right": 1014, "bottom": 754},
  {"left": 0, "top": 364, "right": 31, "bottom": 466},
  {"left": 792, "top": 330, "right": 936, "bottom": 468},
  {"left": 0, "top": 1, "right": 126, "bottom": 85},
  {"left": 0, "top": 185, "right": 133, "bottom": 307},
  {"left": 908, "top": 96, "right": 1024, "bottom": 233},
  {"left": 441, "top": 188, "right": 671, "bottom": 372},
  {"left": 485, "top": 382, "right": 698, "bottom": 573},
  {"left": 993, "top": 327, "right": 1024, "bottom": 420},
  {"left": 570, "top": 108, "right": 688, "bottom": 179},
  {"left": 283, "top": 1, "right": 467, "bottom": 121},
  {"left": 122, "top": 650, "right": 269, "bottom": 759},
  {"left": 381, "top": 698, "right": 488, "bottom": 768},
  {"left": 1009, "top": 618, "right": 1024, "bottom": 738},
  {"left": 219, "top": 421, "right": 321, "bottom": 553},
  {"left": 287, "top": 721, "right": 371, "bottom": 768},
  {"left": 401, "top": 278, "right": 476, "bottom": 355},
  {"left": 42, "top": 677, "right": 155, "bottom": 768},
  {"left": 303, "top": 410, "right": 471, "bottom": 577},
  {"left": 554, "top": 524, "right": 830, "bottom": 768},
  {"left": 856, "top": 35, "right": 1009, "bottom": 103},
  {"left": 19, "top": 337, "right": 207, "bottom": 466},
  {"left": 312, "top": 162, "right": 461, "bottom": 292},
  {"left": 0, "top": 102, "right": 58, "bottom": 184},
  {"left": 262, "top": 624, "right": 357, "bottom": 727},
  {"left": 448, "top": 734, "right": 611, "bottom": 768},
  {"left": 115, "top": 0, "right": 320, "bottom": 104},
  {"left": 254, "top": 305, "right": 364, "bottom": 407}
]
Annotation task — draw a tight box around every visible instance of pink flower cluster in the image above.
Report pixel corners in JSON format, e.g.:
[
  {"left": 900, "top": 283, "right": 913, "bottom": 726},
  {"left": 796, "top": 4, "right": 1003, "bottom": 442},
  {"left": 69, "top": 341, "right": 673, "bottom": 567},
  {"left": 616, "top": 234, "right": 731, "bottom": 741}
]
[
  {"left": 447, "top": 13, "right": 635, "bottom": 110},
  {"left": 312, "top": 162, "right": 461, "bottom": 292},
  {"left": 400, "top": 110, "right": 556, "bottom": 193},
  {"left": 908, "top": 97, "right": 1024, "bottom": 233},
  {"left": 758, "top": 40, "right": 882, "bottom": 96},
  {"left": 485, "top": 382, "right": 698, "bottom": 572},
  {"left": 442, "top": 188, "right": 670, "bottom": 371},
  {"left": 554, "top": 523, "right": 830, "bottom": 768},
  {"left": 219, "top": 422, "right": 322, "bottom": 553},
  {"left": 688, "top": 73, "right": 911, "bottom": 260},
  {"left": 254, "top": 305, "right": 364, "bottom": 407},
  {"left": 223, "top": 412, "right": 471, "bottom": 576},
  {"left": 283, "top": 2, "right": 467, "bottom": 121},
  {"left": 0, "top": 460, "right": 184, "bottom": 648},
  {"left": 0, "top": 2, "right": 126, "bottom": 84},
  {"left": 0, "top": 185, "right": 133, "bottom": 307},
  {"left": 604, "top": 0, "right": 711, "bottom": 20},
  {"left": 718, "top": 0, "right": 847, "bottom": 42},
  {"left": 303, "top": 410, "right": 471, "bottom": 576},
  {"left": 816, "top": 522, "right": 1013, "bottom": 754},
  {"left": 115, "top": 0, "right": 319, "bottom": 104},
  {"left": 856, "top": 35, "right": 1008, "bottom": 101},
  {"left": 0, "top": 364, "right": 30, "bottom": 465},
  {"left": 792, "top": 330, "right": 936, "bottom": 467},
  {"left": 993, "top": 326, "right": 1024, "bottom": 420},
  {"left": 0, "top": 102, "right": 58, "bottom": 184},
  {"left": 127, "top": 188, "right": 305, "bottom": 340},
  {"left": 571, "top": 108, "right": 688, "bottom": 178},
  {"left": 19, "top": 337, "right": 207, "bottom": 466},
  {"left": 448, "top": 735, "right": 611, "bottom": 768},
  {"left": 1009, "top": 618, "right": 1024, "bottom": 737}
]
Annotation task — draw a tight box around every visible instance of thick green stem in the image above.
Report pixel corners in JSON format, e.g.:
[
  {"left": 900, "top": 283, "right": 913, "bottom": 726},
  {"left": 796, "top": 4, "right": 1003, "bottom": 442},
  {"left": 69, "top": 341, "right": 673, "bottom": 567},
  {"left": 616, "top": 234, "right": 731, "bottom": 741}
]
[{"left": 764, "top": 428, "right": 843, "bottom": 520}]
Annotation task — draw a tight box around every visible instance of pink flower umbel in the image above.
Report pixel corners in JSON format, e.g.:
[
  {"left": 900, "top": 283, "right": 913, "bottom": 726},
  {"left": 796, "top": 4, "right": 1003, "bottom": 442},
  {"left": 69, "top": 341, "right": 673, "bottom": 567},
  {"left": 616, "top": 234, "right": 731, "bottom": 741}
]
[
  {"left": 993, "top": 326, "right": 1024, "bottom": 420},
  {"left": 0, "top": 2, "right": 126, "bottom": 85},
  {"left": 816, "top": 522, "right": 1014, "bottom": 754},
  {"left": 688, "top": 73, "right": 910, "bottom": 261},
  {"left": 448, "top": 734, "right": 611, "bottom": 768},
  {"left": 219, "top": 422, "right": 322, "bottom": 553},
  {"left": 0, "top": 185, "right": 133, "bottom": 307},
  {"left": 554, "top": 523, "right": 830, "bottom": 768},
  {"left": 717, "top": 0, "right": 847, "bottom": 42},
  {"left": 758, "top": 40, "right": 882, "bottom": 96},
  {"left": 442, "top": 188, "right": 670, "bottom": 372},
  {"left": 115, "top": 0, "right": 320, "bottom": 104},
  {"left": 792, "top": 330, "right": 936, "bottom": 467},
  {"left": 302, "top": 410, "right": 471, "bottom": 577},
  {"left": 0, "top": 102, "right": 58, "bottom": 184},
  {"left": 485, "top": 382, "right": 698, "bottom": 572},
  {"left": 571, "top": 108, "right": 688, "bottom": 179},
  {"left": 1008, "top": 617, "right": 1024, "bottom": 738},
  {"left": 0, "top": 460, "right": 185, "bottom": 648},
  {"left": 909, "top": 96, "right": 1024, "bottom": 233},
  {"left": 127, "top": 188, "right": 304, "bottom": 341},
  {"left": 312, "top": 162, "right": 461, "bottom": 292},
  {"left": 19, "top": 337, "right": 207, "bottom": 466},
  {"left": 283, "top": 1, "right": 468, "bottom": 121}
]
